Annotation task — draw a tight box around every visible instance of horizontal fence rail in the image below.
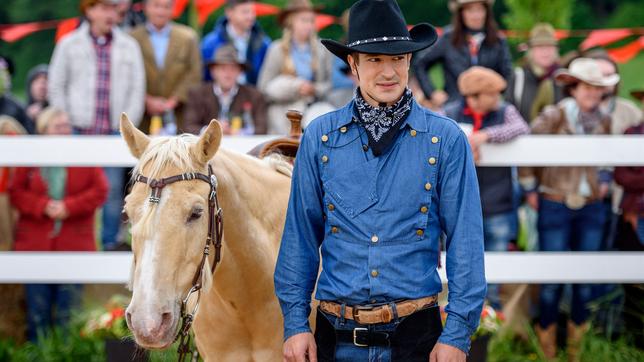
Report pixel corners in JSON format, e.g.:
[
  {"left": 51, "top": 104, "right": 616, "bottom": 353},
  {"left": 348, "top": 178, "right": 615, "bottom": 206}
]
[
  {"left": 1, "top": 252, "right": 643, "bottom": 284},
  {"left": 1, "top": 135, "right": 644, "bottom": 167}
]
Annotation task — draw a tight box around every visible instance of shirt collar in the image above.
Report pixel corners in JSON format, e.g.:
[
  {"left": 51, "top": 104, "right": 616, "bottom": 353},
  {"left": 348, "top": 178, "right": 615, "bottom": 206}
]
[
  {"left": 213, "top": 83, "right": 239, "bottom": 98},
  {"left": 146, "top": 22, "right": 172, "bottom": 37},
  {"left": 226, "top": 23, "right": 250, "bottom": 41}
]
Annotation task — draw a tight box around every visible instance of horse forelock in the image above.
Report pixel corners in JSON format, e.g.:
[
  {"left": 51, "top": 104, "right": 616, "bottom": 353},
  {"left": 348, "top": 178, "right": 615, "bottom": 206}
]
[{"left": 133, "top": 134, "right": 200, "bottom": 181}]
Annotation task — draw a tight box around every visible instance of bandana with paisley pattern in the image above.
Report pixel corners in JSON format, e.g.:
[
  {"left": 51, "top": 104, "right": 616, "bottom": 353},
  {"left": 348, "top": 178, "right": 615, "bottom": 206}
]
[{"left": 354, "top": 87, "right": 413, "bottom": 156}]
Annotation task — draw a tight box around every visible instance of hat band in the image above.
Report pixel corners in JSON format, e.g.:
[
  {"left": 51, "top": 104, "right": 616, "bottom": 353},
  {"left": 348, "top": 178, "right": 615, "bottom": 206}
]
[{"left": 347, "top": 36, "right": 411, "bottom": 48}]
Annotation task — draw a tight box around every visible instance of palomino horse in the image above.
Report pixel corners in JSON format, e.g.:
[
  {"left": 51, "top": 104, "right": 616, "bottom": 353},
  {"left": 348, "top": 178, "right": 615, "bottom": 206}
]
[{"left": 120, "top": 114, "right": 292, "bottom": 361}]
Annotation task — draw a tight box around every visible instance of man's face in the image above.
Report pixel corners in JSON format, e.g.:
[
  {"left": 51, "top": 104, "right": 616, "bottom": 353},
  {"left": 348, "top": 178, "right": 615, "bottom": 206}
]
[
  {"left": 145, "top": 0, "right": 174, "bottom": 29},
  {"left": 86, "top": 2, "right": 119, "bottom": 35},
  {"left": 529, "top": 45, "right": 558, "bottom": 69},
  {"left": 211, "top": 63, "right": 242, "bottom": 91},
  {"left": 465, "top": 92, "right": 499, "bottom": 114},
  {"left": 225, "top": 3, "right": 256, "bottom": 32},
  {"left": 347, "top": 53, "right": 411, "bottom": 106}
]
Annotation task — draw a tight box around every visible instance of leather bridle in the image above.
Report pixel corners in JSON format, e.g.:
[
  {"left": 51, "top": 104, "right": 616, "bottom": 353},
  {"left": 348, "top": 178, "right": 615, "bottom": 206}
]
[{"left": 132, "top": 164, "right": 223, "bottom": 362}]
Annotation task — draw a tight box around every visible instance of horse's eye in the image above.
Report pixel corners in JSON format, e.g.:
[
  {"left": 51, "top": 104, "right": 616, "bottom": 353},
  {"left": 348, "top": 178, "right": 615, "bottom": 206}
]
[{"left": 187, "top": 208, "right": 204, "bottom": 223}]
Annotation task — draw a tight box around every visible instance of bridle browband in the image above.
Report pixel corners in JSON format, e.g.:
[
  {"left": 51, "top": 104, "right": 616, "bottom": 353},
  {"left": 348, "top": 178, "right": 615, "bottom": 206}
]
[{"left": 132, "top": 164, "right": 223, "bottom": 362}]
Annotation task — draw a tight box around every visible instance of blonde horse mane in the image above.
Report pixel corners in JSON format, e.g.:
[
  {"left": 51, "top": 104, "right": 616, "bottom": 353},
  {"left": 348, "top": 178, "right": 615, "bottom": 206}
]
[{"left": 126, "top": 134, "right": 293, "bottom": 291}]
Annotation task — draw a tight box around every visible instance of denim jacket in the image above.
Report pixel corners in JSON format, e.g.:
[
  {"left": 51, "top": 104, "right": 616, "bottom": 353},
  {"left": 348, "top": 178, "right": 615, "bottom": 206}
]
[{"left": 274, "top": 99, "right": 486, "bottom": 353}]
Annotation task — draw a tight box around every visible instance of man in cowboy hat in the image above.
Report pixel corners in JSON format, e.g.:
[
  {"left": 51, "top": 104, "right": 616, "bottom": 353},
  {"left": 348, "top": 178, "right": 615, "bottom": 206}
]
[
  {"left": 274, "top": 1, "right": 486, "bottom": 361},
  {"left": 184, "top": 44, "right": 267, "bottom": 135}
]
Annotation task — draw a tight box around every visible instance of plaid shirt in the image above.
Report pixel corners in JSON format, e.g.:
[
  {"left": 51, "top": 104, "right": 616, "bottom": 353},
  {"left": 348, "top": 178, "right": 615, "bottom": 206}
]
[
  {"left": 78, "top": 33, "right": 113, "bottom": 135},
  {"left": 482, "top": 104, "right": 530, "bottom": 143}
]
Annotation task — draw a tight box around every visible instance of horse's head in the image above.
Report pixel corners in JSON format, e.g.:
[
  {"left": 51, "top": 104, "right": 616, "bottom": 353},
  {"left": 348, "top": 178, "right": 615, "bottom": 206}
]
[{"left": 120, "top": 113, "right": 222, "bottom": 349}]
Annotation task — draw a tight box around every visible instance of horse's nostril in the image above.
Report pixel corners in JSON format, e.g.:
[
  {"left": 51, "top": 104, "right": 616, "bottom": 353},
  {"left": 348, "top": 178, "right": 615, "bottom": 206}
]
[
  {"left": 160, "top": 312, "right": 172, "bottom": 328},
  {"left": 126, "top": 311, "right": 132, "bottom": 327}
]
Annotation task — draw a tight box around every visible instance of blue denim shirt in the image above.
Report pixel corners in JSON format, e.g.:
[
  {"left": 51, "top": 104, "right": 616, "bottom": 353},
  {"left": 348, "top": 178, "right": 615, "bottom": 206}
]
[{"left": 274, "top": 99, "right": 486, "bottom": 353}]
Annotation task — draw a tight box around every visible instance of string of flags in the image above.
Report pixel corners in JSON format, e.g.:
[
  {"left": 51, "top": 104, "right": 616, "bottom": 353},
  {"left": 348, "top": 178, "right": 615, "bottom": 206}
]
[{"left": 1, "top": 1, "right": 643, "bottom": 63}]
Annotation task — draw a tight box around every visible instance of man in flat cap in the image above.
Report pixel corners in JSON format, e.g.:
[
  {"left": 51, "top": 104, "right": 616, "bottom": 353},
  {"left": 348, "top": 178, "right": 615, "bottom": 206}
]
[{"left": 274, "top": 1, "right": 486, "bottom": 361}]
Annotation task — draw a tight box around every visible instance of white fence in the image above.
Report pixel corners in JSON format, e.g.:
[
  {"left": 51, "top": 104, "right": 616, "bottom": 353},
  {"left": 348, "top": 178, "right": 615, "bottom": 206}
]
[{"left": 1, "top": 135, "right": 643, "bottom": 284}]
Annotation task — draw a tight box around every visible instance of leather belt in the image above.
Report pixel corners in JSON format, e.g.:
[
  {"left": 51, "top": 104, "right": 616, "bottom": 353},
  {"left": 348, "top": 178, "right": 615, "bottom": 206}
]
[
  {"left": 319, "top": 295, "right": 438, "bottom": 325},
  {"left": 336, "top": 328, "right": 391, "bottom": 347},
  {"left": 541, "top": 192, "right": 599, "bottom": 210}
]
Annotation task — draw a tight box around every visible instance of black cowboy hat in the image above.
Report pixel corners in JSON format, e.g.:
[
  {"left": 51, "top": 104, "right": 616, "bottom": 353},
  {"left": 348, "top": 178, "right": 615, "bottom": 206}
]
[{"left": 321, "top": 0, "right": 437, "bottom": 64}]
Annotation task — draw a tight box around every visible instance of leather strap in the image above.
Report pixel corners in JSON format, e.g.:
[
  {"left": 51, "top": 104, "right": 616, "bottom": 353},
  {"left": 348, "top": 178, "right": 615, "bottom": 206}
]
[{"left": 319, "top": 295, "right": 438, "bottom": 325}]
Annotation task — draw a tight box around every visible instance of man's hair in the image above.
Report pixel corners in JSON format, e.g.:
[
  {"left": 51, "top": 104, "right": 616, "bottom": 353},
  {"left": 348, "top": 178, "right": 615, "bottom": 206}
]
[{"left": 225, "top": 0, "right": 253, "bottom": 9}]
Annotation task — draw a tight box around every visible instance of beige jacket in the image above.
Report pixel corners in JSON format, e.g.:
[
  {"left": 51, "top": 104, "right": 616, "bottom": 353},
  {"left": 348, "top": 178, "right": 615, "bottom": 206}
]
[
  {"left": 49, "top": 23, "right": 145, "bottom": 130},
  {"left": 520, "top": 102, "right": 611, "bottom": 200},
  {"left": 257, "top": 39, "right": 333, "bottom": 134},
  {"left": 130, "top": 23, "right": 202, "bottom": 133}
]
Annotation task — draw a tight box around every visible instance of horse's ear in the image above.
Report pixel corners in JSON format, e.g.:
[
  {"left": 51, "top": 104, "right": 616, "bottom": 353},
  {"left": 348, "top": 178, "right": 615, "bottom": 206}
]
[
  {"left": 120, "top": 113, "right": 150, "bottom": 159},
  {"left": 193, "top": 119, "right": 222, "bottom": 164}
]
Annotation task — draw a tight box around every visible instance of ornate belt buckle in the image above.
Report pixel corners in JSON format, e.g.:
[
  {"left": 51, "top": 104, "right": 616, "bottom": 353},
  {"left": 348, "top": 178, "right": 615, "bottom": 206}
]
[
  {"left": 353, "top": 328, "right": 369, "bottom": 347},
  {"left": 565, "top": 194, "right": 586, "bottom": 210}
]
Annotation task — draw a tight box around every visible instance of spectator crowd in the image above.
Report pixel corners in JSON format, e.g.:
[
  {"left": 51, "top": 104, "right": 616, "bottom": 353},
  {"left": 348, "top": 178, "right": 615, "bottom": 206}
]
[{"left": 0, "top": 0, "right": 642, "bottom": 357}]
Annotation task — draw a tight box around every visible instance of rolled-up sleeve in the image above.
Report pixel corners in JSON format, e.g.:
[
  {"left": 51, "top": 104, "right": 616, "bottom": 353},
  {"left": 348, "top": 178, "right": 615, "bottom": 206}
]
[
  {"left": 274, "top": 127, "right": 325, "bottom": 340},
  {"left": 437, "top": 130, "right": 487, "bottom": 353}
]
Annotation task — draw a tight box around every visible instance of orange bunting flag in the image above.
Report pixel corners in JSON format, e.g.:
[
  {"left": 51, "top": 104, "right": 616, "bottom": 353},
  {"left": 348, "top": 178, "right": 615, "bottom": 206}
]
[
  {"left": 254, "top": 2, "right": 280, "bottom": 16},
  {"left": 607, "top": 36, "right": 644, "bottom": 64},
  {"left": 55, "top": 18, "right": 80, "bottom": 43},
  {"left": 196, "top": 0, "right": 226, "bottom": 25},
  {"left": 315, "top": 14, "right": 337, "bottom": 31},
  {"left": 580, "top": 28, "right": 633, "bottom": 50},
  {"left": 172, "top": 0, "right": 190, "bottom": 18},
  {"left": 0, "top": 19, "right": 63, "bottom": 43}
]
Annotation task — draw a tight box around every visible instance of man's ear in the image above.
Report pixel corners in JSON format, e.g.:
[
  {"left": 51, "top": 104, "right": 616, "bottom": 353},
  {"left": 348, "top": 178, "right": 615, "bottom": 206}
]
[{"left": 347, "top": 54, "right": 359, "bottom": 79}]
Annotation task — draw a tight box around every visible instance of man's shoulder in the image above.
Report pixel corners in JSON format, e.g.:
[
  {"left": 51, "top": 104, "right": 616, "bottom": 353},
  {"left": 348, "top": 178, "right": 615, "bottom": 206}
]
[
  {"left": 415, "top": 103, "right": 464, "bottom": 141},
  {"left": 238, "top": 84, "right": 264, "bottom": 99},
  {"left": 56, "top": 27, "right": 88, "bottom": 49},
  {"left": 306, "top": 102, "right": 353, "bottom": 134},
  {"left": 171, "top": 23, "right": 199, "bottom": 40}
]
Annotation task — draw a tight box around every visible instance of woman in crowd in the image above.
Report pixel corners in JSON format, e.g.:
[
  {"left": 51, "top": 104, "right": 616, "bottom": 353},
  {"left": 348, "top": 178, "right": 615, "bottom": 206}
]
[
  {"left": 257, "top": 0, "right": 333, "bottom": 134},
  {"left": 520, "top": 58, "right": 619, "bottom": 360},
  {"left": 9, "top": 107, "right": 108, "bottom": 341},
  {"left": 412, "top": 0, "right": 512, "bottom": 108}
]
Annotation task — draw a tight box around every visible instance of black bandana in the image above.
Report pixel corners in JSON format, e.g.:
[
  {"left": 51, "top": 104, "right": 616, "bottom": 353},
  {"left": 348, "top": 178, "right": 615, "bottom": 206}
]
[{"left": 354, "top": 87, "right": 413, "bottom": 156}]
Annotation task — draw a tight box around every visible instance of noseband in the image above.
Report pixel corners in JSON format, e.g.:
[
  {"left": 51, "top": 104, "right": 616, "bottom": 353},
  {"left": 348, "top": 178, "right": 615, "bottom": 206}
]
[{"left": 132, "top": 164, "right": 223, "bottom": 361}]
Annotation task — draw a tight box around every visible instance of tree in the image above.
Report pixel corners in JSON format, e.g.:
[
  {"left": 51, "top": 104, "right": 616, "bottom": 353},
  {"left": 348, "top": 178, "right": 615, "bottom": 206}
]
[{"left": 502, "top": 0, "right": 573, "bottom": 31}]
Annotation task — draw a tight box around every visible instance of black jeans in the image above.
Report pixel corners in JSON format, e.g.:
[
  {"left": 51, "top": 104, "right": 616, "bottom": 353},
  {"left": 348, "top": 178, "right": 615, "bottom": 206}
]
[{"left": 315, "top": 305, "right": 443, "bottom": 362}]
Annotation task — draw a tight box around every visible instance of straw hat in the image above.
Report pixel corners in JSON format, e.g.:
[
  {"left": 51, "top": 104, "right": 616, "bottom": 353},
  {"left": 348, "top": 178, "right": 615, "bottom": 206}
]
[
  {"left": 554, "top": 58, "right": 620, "bottom": 87},
  {"left": 277, "top": 0, "right": 323, "bottom": 27},
  {"left": 528, "top": 23, "right": 558, "bottom": 47},
  {"left": 457, "top": 66, "right": 507, "bottom": 96},
  {"left": 448, "top": 0, "right": 494, "bottom": 13}
]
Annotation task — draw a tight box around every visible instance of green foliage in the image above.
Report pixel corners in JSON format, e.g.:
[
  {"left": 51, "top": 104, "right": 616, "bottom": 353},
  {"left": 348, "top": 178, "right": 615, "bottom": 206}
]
[
  {"left": 502, "top": 0, "right": 573, "bottom": 31},
  {"left": 0, "top": 327, "right": 103, "bottom": 362}
]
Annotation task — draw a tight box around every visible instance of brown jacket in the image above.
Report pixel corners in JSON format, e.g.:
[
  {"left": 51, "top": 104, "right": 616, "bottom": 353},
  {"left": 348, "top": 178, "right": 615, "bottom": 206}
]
[
  {"left": 183, "top": 82, "right": 268, "bottom": 135},
  {"left": 130, "top": 23, "right": 202, "bottom": 133},
  {"left": 520, "top": 102, "right": 611, "bottom": 199}
]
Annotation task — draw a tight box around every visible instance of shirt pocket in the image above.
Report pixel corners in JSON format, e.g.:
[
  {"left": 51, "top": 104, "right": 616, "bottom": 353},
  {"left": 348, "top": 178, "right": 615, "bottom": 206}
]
[{"left": 323, "top": 156, "right": 379, "bottom": 218}]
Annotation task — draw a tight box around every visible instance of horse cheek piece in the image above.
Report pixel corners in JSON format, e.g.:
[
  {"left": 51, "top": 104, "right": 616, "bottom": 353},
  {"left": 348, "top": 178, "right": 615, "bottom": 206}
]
[{"left": 133, "top": 165, "right": 224, "bottom": 361}]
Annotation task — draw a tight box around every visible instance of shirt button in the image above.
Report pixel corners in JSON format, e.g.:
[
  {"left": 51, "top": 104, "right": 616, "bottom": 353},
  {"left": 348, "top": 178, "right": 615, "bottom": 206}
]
[
  {"left": 428, "top": 157, "right": 437, "bottom": 165},
  {"left": 362, "top": 144, "right": 369, "bottom": 152},
  {"left": 322, "top": 155, "right": 329, "bottom": 163},
  {"left": 410, "top": 129, "right": 417, "bottom": 137},
  {"left": 420, "top": 206, "right": 428, "bottom": 213},
  {"left": 371, "top": 235, "right": 379, "bottom": 243},
  {"left": 340, "top": 126, "right": 348, "bottom": 133},
  {"left": 371, "top": 299, "right": 377, "bottom": 304},
  {"left": 416, "top": 229, "right": 424, "bottom": 236},
  {"left": 328, "top": 204, "right": 335, "bottom": 211},
  {"left": 321, "top": 135, "right": 329, "bottom": 142},
  {"left": 432, "top": 136, "right": 439, "bottom": 144},
  {"left": 425, "top": 182, "right": 432, "bottom": 191},
  {"left": 331, "top": 226, "right": 339, "bottom": 233},
  {"left": 371, "top": 269, "right": 379, "bottom": 277}
]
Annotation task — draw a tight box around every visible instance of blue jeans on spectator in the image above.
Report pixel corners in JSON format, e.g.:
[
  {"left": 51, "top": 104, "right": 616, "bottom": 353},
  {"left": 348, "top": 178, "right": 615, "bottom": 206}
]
[
  {"left": 102, "top": 166, "right": 124, "bottom": 249},
  {"left": 483, "top": 210, "right": 517, "bottom": 310},
  {"left": 537, "top": 199, "right": 607, "bottom": 328},
  {"left": 637, "top": 216, "right": 644, "bottom": 245},
  {"left": 25, "top": 284, "right": 82, "bottom": 341}
]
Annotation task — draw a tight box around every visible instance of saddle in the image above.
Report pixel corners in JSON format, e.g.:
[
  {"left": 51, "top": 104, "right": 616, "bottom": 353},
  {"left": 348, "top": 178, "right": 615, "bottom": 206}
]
[{"left": 247, "top": 110, "right": 302, "bottom": 162}]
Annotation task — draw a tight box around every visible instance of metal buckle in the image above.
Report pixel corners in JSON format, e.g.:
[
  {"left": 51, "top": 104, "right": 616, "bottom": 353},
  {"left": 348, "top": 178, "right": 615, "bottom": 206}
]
[
  {"left": 352, "top": 305, "right": 373, "bottom": 324},
  {"left": 353, "top": 328, "right": 368, "bottom": 347},
  {"left": 565, "top": 194, "right": 586, "bottom": 210}
]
